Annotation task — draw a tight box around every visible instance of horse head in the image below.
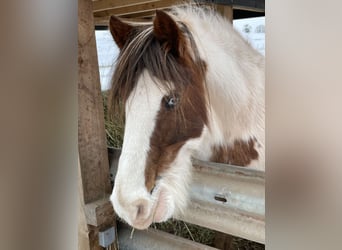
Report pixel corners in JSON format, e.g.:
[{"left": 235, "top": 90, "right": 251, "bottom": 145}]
[{"left": 108, "top": 10, "right": 208, "bottom": 229}]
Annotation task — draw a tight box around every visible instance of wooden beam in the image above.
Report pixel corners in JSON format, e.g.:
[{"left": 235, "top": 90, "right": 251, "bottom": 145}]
[
  {"left": 233, "top": 5, "right": 265, "bottom": 12},
  {"left": 198, "top": 0, "right": 264, "bottom": 12},
  {"left": 208, "top": 3, "right": 233, "bottom": 22},
  {"left": 93, "top": 0, "right": 160, "bottom": 12},
  {"left": 119, "top": 9, "right": 166, "bottom": 18},
  {"left": 94, "top": 12, "right": 155, "bottom": 26},
  {"left": 94, "top": 0, "right": 188, "bottom": 18}
]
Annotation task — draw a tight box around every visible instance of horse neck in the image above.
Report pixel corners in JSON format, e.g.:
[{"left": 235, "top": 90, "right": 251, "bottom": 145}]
[
  {"left": 186, "top": 12, "right": 265, "bottom": 165},
  {"left": 204, "top": 52, "right": 265, "bottom": 145}
]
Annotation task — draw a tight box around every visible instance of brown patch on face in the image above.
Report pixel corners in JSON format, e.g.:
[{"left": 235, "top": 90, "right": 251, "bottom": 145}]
[
  {"left": 139, "top": 11, "right": 209, "bottom": 192},
  {"left": 144, "top": 82, "right": 207, "bottom": 191},
  {"left": 210, "top": 138, "right": 259, "bottom": 166},
  {"left": 144, "top": 54, "right": 208, "bottom": 192}
]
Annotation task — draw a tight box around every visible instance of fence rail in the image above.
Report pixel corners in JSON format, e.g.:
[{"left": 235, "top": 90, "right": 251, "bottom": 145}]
[
  {"left": 117, "top": 222, "right": 219, "bottom": 250},
  {"left": 177, "top": 159, "right": 265, "bottom": 243}
]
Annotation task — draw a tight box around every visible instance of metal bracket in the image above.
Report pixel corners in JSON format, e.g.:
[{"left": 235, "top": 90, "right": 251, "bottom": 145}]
[{"left": 99, "top": 227, "right": 116, "bottom": 247}]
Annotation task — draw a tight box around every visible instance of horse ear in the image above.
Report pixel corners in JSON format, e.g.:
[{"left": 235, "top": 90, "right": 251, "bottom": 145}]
[
  {"left": 153, "top": 10, "right": 184, "bottom": 57},
  {"left": 109, "top": 15, "right": 133, "bottom": 49}
]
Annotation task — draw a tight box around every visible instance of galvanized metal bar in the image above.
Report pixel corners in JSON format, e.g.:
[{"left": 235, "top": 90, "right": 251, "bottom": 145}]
[
  {"left": 117, "top": 222, "right": 219, "bottom": 250},
  {"left": 176, "top": 159, "right": 265, "bottom": 244}
]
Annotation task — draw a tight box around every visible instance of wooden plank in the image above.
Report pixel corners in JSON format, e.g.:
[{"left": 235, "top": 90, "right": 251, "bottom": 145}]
[
  {"left": 84, "top": 195, "right": 115, "bottom": 226},
  {"left": 233, "top": 5, "right": 264, "bottom": 12},
  {"left": 93, "top": 0, "right": 159, "bottom": 12},
  {"left": 94, "top": 13, "right": 154, "bottom": 25},
  {"left": 207, "top": 3, "right": 233, "bottom": 22},
  {"left": 232, "top": 0, "right": 264, "bottom": 12},
  {"left": 213, "top": 232, "right": 233, "bottom": 250},
  {"left": 94, "top": 0, "right": 188, "bottom": 18},
  {"left": 199, "top": 0, "right": 264, "bottom": 12},
  {"left": 78, "top": 0, "right": 112, "bottom": 204},
  {"left": 78, "top": 0, "right": 117, "bottom": 249},
  {"left": 78, "top": 157, "right": 91, "bottom": 250},
  {"left": 118, "top": 9, "right": 160, "bottom": 18}
]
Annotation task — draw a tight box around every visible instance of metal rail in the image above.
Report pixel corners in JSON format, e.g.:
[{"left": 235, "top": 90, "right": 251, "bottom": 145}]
[
  {"left": 109, "top": 148, "right": 265, "bottom": 244},
  {"left": 117, "top": 222, "right": 219, "bottom": 250},
  {"left": 176, "top": 159, "right": 265, "bottom": 244}
]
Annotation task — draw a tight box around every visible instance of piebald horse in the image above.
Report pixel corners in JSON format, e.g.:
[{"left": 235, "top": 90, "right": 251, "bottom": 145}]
[{"left": 108, "top": 5, "right": 264, "bottom": 230}]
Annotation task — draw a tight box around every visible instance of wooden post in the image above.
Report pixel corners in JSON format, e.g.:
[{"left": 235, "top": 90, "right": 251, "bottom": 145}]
[
  {"left": 211, "top": 7, "right": 233, "bottom": 246},
  {"left": 78, "top": 0, "right": 117, "bottom": 249},
  {"left": 208, "top": 3, "right": 233, "bottom": 23},
  {"left": 79, "top": 157, "right": 91, "bottom": 250},
  {"left": 218, "top": 5, "right": 233, "bottom": 22},
  {"left": 78, "top": 0, "right": 111, "bottom": 205}
]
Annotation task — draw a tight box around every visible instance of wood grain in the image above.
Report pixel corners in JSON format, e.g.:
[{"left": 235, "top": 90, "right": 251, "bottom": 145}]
[
  {"left": 78, "top": 0, "right": 117, "bottom": 249},
  {"left": 79, "top": 0, "right": 111, "bottom": 204}
]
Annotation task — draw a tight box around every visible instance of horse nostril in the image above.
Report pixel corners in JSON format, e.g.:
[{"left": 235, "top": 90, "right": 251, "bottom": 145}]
[
  {"left": 133, "top": 199, "right": 149, "bottom": 221},
  {"left": 137, "top": 204, "right": 144, "bottom": 217}
]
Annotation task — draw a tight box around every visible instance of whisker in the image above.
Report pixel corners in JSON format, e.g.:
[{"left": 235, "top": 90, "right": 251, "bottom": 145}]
[{"left": 129, "top": 228, "right": 135, "bottom": 239}]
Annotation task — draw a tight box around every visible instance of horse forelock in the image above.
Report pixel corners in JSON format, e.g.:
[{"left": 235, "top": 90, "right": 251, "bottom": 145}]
[{"left": 108, "top": 19, "right": 208, "bottom": 125}]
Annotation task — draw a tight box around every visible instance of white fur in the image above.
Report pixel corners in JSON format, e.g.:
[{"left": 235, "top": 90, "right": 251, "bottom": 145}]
[
  {"left": 111, "top": 5, "right": 265, "bottom": 229},
  {"left": 111, "top": 71, "right": 166, "bottom": 228},
  {"left": 172, "top": 6, "right": 265, "bottom": 169}
]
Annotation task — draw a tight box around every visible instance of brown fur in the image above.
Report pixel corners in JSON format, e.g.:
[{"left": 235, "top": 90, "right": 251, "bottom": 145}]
[
  {"left": 153, "top": 10, "right": 184, "bottom": 57},
  {"left": 109, "top": 16, "right": 134, "bottom": 49},
  {"left": 145, "top": 70, "right": 208, "bottom": 191},
  {"left": 210, "top": 138, "right": 259, "bottom": 166}
]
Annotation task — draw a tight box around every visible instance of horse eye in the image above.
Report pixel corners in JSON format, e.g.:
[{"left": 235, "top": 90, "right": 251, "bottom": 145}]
[{"left": 165, "top": 95, "right": 179, "bottom": 109}]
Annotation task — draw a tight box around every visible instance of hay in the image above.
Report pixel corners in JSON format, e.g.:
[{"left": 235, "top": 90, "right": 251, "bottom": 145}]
[
  {"left": 102, "top": 91, "right": 124, "bottom": 148},
  {"left": 153, "top": 219, "right": 215, "bottom": 246}
]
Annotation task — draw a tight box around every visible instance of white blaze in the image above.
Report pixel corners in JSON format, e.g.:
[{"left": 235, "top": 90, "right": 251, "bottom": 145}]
[{"left": 110, "top": 71, "right": 165, "bottom": 225}]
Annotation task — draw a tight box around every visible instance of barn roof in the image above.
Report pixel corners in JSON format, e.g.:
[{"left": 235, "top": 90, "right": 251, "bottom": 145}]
[{"left": 93, "top": 0, "right": 265, "bottom": 26}]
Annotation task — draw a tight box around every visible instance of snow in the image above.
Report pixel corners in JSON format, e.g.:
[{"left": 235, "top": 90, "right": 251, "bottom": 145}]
[
  {"left": 95, "top": 31, "right": 118, "bottom": 91},
  {"left": 233, "top": 16, "right": 265, "bottom": 56},
  {"left": 95, "top": 16, "right": 265, "bottom": 91}
]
